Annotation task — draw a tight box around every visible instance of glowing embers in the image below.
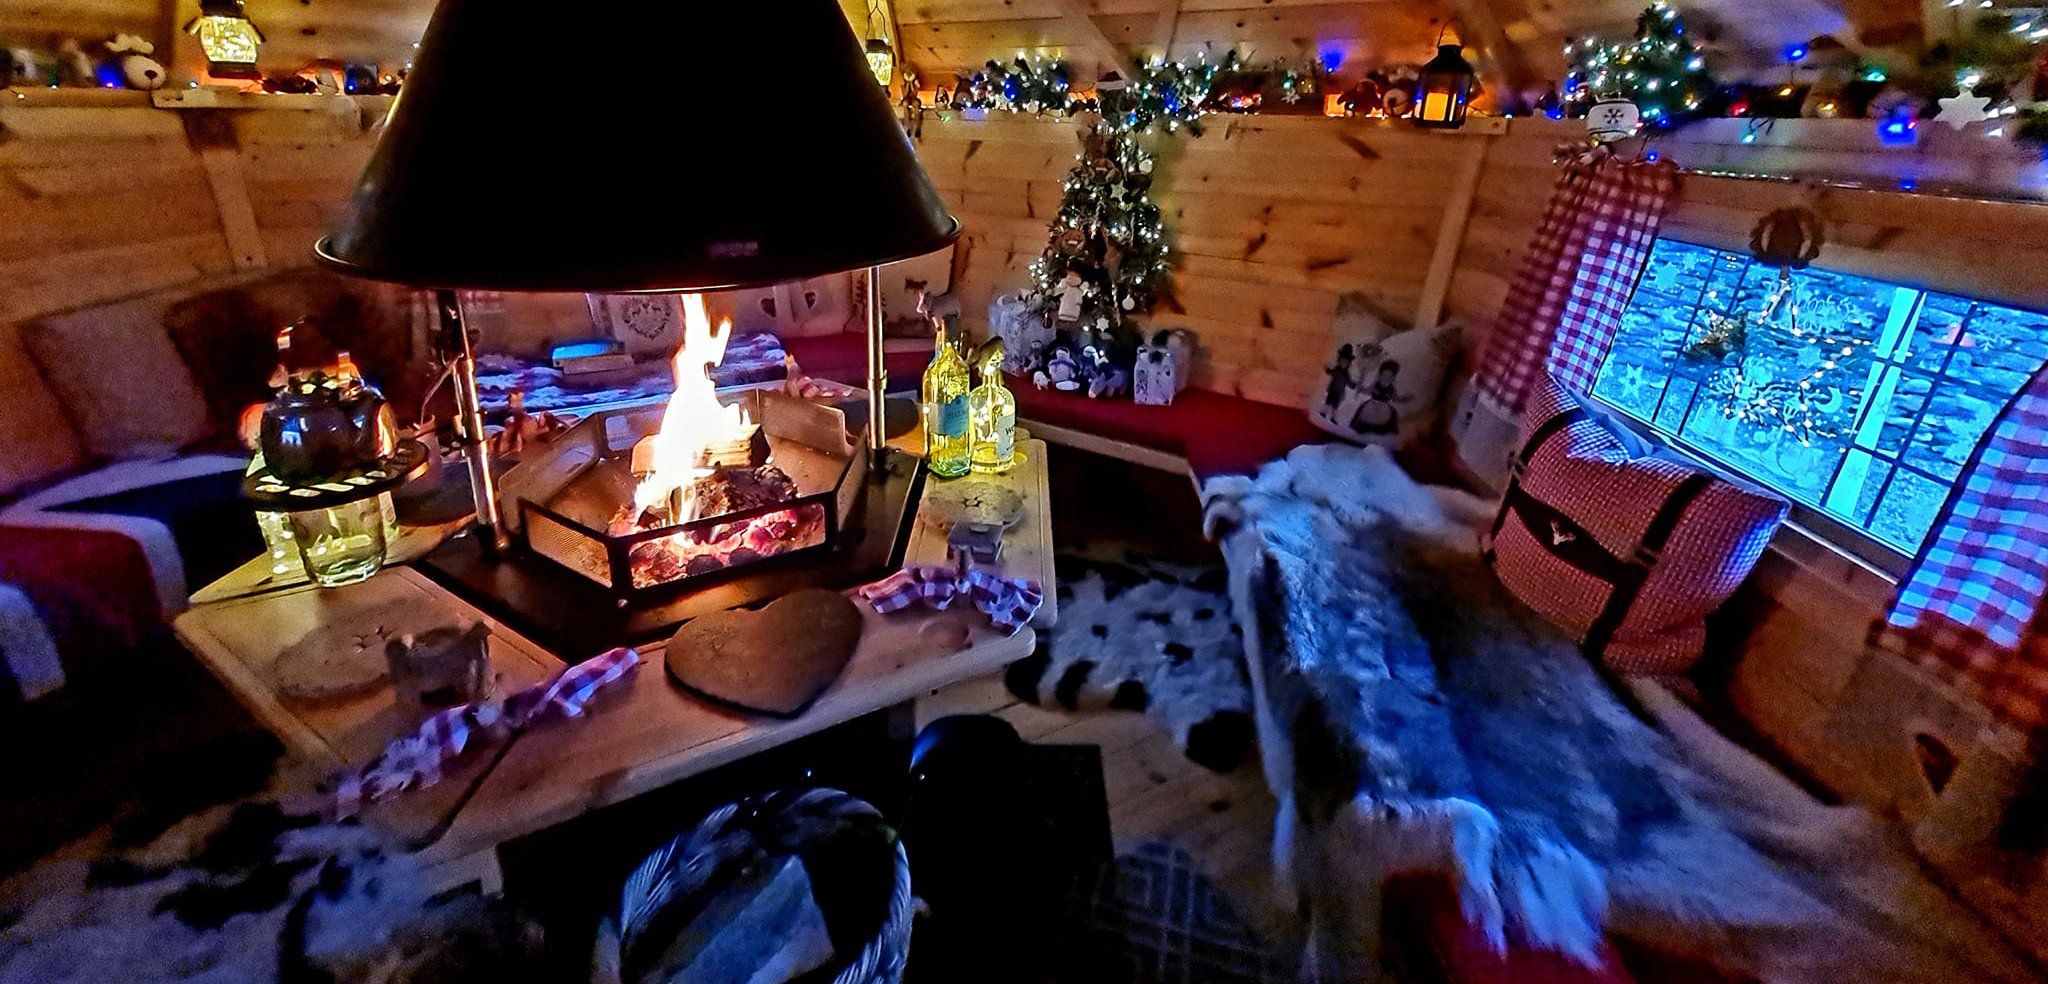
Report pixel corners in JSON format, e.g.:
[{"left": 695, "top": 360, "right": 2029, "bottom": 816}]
[{"left": 501, "top": 382, "right": 863, "bottom": 599}]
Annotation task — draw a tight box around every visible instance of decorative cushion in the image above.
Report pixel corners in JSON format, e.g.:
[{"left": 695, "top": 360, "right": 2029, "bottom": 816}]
[
  {"left": 0, "top": 321, "right": 89, "bottom": 497},
  {"left": 1484, "top": 376, "right": 1786, "bottom": 675},
  {"left": 1307, "top": 294, "right": 1460, "bottom": 449},
  {"left": 161, "top": 271, "right": 426, "bottom": 437},
  {"left": 24, "top": 299, "right": 212, "bottom": 460}
]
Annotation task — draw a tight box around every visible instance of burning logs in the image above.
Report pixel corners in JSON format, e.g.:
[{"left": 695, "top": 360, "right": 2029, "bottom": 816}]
[{"left": 609, "top": 463, "right": 822, "bottom": 590}]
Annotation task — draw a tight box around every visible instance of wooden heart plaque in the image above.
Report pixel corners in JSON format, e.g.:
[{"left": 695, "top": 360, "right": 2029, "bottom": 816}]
[{"left": 664, "top": 589, "right": 865, "bottom": 718}]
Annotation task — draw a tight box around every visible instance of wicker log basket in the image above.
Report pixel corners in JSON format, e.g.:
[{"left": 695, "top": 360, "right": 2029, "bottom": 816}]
[{"left": 593, "top": 788, "right": 914, "bottom": 984}]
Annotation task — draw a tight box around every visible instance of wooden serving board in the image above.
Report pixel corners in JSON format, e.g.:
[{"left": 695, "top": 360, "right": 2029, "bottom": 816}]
[{"left": 418, "top": 440, "right": 1056, "bottom": 867}]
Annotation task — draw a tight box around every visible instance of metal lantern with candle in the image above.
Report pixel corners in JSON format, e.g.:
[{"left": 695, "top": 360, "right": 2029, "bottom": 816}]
[
  {"left": 865, "top": 39, "right": 895, "bottom": 88},
  {"left": 863, "top": 0, "right": 896, "bottom": 88},
  {"left": 185, "top": 0, "right": 264, "bottom": 79},
  {"left": 1414, "top": 37, "right": 1476, "bottom": 129}
]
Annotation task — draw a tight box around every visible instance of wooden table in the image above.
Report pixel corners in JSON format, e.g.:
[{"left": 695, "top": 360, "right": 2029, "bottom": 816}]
[{"left": 174, "top": 440, "right": 1054, "bottom": 890}]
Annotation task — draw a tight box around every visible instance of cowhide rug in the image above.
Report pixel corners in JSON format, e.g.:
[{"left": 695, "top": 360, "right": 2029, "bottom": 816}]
[
  {"left": 0, "top": 799, "right": 541, "bottom": 984},
  {"left": 1003, "top": 545, "right": 1256, "bottom": 772}
]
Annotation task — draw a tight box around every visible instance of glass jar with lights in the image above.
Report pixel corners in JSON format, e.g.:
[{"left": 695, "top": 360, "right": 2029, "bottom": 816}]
[
  {"left": 866, "top": 39, "right": 895, "bottom": 88},
  {"left": 969, "top": 339, "right": 1016, "bottom": 475},
  {"left": 184, "top": 0, "right": 264, "bottom": 79},
  {"left": 1414, "top": 40, "right": 1476, "bottom": 128},
  {"left": 288, "top": 496, "right": 391, "bottom": 588}
]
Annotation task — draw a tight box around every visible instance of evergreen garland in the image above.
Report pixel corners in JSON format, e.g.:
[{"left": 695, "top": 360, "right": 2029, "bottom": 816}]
[{"left": 1564, "top": 2, "right": 1715, "bottom": 127}]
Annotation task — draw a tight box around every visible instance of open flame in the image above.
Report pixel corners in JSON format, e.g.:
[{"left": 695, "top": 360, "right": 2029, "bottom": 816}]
[{"left": 632, "top": 293, "right": 749, "bottom": 520}]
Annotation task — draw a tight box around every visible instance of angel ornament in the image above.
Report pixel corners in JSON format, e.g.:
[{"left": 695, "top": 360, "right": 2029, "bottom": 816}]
[{"left": 1053, "top": 269, "right": 1088, "bottom": 327}]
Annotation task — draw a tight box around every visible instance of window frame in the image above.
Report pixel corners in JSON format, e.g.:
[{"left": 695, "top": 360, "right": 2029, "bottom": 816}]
[
  {"left": 1578, "top": 387, "right": 1913, "bottom": 581},
  {"left": 1578, "top": 233, "right": 2037, "bottom": 582}
]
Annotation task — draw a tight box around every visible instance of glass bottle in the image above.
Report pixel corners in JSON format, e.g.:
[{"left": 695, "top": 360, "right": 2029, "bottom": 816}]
[
  {"left": 921, "top": 314, "right": 972, "bottom": 479},
  {"left": 969, "top": 340, "right": 1016, "bottom": 475}
]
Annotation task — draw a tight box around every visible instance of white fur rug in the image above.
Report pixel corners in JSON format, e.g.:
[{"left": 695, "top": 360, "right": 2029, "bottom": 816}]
[
  {"left": 1003, "top": 545, "right": 1256, "bottom": 772},
  {"left": 0, "top": 801, "right": 537, "bottom": 984},
  {"left": 1203, "top": 443, "right": 2044, "bottom": 984}
]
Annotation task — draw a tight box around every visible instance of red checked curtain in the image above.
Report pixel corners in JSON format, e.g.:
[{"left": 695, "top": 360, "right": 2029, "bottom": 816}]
[
  {"left": 1874, "top": 371, "right": 2048, "bottom": 733},
  {"left": 1472, "top": 149, "right": 1679, "bottom": 413}
]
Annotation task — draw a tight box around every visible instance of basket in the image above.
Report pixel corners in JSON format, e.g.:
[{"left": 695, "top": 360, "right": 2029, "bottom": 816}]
[{"left": 593, "top": 788, "right": 913, "bottom": 984}]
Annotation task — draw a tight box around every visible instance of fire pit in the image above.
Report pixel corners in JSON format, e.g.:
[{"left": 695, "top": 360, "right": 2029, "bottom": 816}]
[
  {"left": 500, "top": 391, "right": 863, "bottom": 598},
  {"left": 414, "top": 292, "right": 924, "bottom": 656},
  {"left": 497, "top": 292, "right": 863, "bottom": 598}
]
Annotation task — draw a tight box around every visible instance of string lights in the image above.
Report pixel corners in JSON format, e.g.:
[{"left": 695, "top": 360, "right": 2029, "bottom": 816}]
[{"left": 1563, "top": 2, "right": 1714, "bottom": 126}]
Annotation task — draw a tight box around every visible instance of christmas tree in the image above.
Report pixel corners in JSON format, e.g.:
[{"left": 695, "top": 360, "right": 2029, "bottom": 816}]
[
  {"left": 1022, "top": 63, "right": 1220, "bottom": 355},
  {"left": 1564, "top": 2, "right": 1715, "bottom": 127}
]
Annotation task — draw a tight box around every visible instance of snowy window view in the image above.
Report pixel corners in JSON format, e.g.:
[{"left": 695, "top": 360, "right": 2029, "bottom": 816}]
[{"left": 1591, "top": 238, "right": 2048, "bottom": 555}]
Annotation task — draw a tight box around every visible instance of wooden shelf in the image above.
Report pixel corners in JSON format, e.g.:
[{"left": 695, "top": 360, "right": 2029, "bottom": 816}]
[
  {"left": 1, "top": 87, "right": 153, "bottom": 108},
  {"left": 150, "top": 88, "right": 396, "bottom": 112}
]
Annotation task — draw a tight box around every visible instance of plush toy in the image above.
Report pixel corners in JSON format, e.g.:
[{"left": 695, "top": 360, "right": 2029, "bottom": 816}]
[
  {"left": 53, "top": 37, "right": 96, "bottom": 87},
  {"left": 343, "top": 63, "right": 379, "bottom": 95},
  {"left": 1034, "top": 342, "right": 1083, "bottom": 392},
  {"left": 105, "top": 34, "right": 165, "bottom": 90},
  {"left": 2, "top": 48, "right": 36, "bottom": 88},
  {"left": 1082, "top": 343, "right": 1129, "bottom": 400}
]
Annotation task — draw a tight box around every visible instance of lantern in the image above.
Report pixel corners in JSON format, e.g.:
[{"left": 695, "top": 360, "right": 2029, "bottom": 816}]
[
  {"left": 863, "top": 0, "right": 895, "bottom": 89},
  {"left": 1414, "top": 42, "right": 1475, "bottom": 129},
  {"left": 865, "top": 38, "right": 894, "bottom": 88},
  {"left": 186, "top": 0, "right": 264, "bottom": 79}
]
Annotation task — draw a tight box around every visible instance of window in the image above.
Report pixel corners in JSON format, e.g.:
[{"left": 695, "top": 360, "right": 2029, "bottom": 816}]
[{"left": 1591, "top": 238, "right": 2048, "bottom": 559}]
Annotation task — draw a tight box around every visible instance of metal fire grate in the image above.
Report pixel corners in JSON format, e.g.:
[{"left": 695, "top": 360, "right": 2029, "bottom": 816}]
[{"left": 497, "top": 389, "right": 866, "bottom": 599}]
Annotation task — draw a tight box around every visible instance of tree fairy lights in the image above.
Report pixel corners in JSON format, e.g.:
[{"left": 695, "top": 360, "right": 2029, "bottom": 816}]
[{"left": 1564, "top": 2, "right": 1714, "bottom": 127}]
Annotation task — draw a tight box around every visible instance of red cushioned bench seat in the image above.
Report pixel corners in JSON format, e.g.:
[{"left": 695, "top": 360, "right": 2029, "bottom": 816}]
[
  {"left": 1385, "top": 874, "right": 1637, "bottom": 984},
  {"left": 781, "top": 331, "right": 1328, "bottom": 482},
  {"left": 778, "top": 331, "right": 934, "bottom": 395},
  {"left": 779, "top": 331, "right": 1472, "bottom": 486},
  {"left": 1010, "top": 382, "right": 1329, "bottom": 482}
]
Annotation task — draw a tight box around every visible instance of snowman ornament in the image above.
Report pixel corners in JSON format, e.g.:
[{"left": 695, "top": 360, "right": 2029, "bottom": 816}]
[{"left": 1587, "top": 98, "right": 1641, "bottom": 144}]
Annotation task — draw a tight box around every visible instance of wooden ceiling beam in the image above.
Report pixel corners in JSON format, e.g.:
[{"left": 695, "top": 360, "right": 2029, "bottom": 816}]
[
  {"left": 1047, "top": 0, "right": 1137, "bottom": 77},
  {"left": 1153, "top": 0, "right": 1182, "bottom": 62},
  {"left": 1449, "top": 0, "right": 1536, "bottom": 110}
]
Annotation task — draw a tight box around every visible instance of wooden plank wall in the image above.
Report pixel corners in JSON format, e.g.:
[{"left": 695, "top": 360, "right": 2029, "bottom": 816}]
[
  {"left": 1448, "top": 115, "right": 2048, "bottom": 353},
  {"left": 0, "top": 89, "right": 380, "bottom": 326},
  {"left": 922, "top": 113, "right": 1490, "bottom": 405},
  {"left": 1442, "top": 114, "right": 2048, "bottom": 812}
]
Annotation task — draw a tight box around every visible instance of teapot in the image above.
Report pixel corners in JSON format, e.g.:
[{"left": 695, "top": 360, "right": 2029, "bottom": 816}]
[{"left": 259, "top": 349, "right": 396, "bottom": 485}]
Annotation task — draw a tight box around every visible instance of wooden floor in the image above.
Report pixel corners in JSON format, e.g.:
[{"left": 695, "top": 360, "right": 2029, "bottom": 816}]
[{"left": 915, "top": 671, "right": 1300, "bottom": 943}]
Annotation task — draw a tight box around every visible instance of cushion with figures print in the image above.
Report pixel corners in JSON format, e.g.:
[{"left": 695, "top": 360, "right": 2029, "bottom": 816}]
[
  {"left": 1485, "top": 375, "right": 1789, "bottom": 675},
  {"left": 1307, "top": 294, "right": 1461, "bottom": 449}
]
